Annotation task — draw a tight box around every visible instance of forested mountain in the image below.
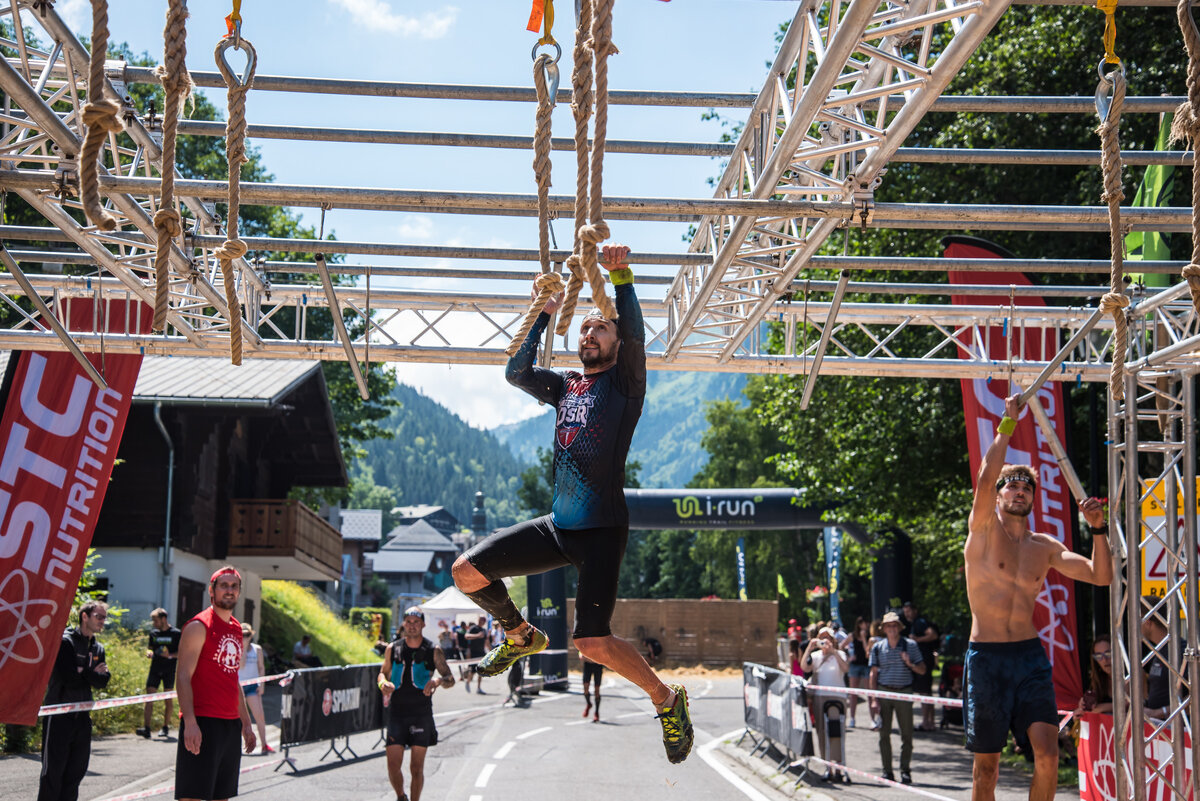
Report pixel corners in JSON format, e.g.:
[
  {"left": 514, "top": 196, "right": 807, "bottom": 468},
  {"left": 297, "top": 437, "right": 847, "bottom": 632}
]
[
  {"left": 492, "top": 370, "right": 747, "bottom": 488},
  {"left": 356, "top": 383, "right": 527, "bottom": 530}
]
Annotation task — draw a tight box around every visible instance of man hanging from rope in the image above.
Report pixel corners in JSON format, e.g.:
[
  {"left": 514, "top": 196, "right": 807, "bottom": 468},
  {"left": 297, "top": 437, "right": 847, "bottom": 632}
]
[{"left": 452, "top": 244, "right": 694, "bottom": 765}]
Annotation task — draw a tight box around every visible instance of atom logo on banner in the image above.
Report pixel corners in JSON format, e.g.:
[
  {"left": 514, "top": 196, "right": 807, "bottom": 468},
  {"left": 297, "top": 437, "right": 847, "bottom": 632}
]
[
  {"left": 0, "top": 570, "right": 58, "bottom": 669},
  {"left": 1035, "top": 580, "right": 1076, "bottom": 667}
]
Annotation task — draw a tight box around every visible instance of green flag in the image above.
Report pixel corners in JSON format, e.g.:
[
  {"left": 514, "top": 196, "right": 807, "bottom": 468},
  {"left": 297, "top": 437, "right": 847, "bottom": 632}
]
[
  {"left": 1126, "top": 113, "right": 1175, "bottom": 287},
  {"left": 777, "top": 573, "right": 789, "bottom": 598}
]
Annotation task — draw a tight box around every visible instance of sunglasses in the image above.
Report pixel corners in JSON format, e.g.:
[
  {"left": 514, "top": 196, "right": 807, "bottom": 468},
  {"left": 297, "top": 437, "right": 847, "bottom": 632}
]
[{"left": 1093, "top": 651, "right": 1112, "bottom": 660}]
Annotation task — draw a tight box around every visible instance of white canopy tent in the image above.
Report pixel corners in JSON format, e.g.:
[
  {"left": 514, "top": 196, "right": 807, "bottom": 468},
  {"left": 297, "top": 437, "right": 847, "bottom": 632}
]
[{"left": 418, "top": 586, "right": 485, "bottom": 645}]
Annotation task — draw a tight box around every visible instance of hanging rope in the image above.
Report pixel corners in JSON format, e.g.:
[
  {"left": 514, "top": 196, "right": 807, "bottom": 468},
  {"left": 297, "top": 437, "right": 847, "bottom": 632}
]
[
  {"left": 213, "top": 31, "right": 256, "bottom": 366},
  {"left": 555, "top": 0, "right": 595, "bottom": 335},
  {"left": 80, "top": 0, "right": 124, "bottom": 232},
  {"left": 506, "top": 52, "right": 565, "bottom": 357},
  {"left": 1171, "top": 0, "right": 1200, "bottom": 316},
  {"left": 1096, "top": 65, "right": 1129, "bottom": 401},
  {"left": 151, "top": 0, "right": 191, "bottom": 333},
  {"left": 578, "top": 0, "right": 618, "bottom": 317}
]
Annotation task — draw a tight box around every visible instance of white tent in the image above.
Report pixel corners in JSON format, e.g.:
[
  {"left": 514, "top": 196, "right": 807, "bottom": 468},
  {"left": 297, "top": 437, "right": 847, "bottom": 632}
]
[{"left": 419, "top": 586, "right": 485, "bottom": 644}]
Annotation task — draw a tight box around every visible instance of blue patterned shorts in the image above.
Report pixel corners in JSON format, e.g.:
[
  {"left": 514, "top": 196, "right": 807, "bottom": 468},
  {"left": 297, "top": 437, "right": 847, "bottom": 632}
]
[{"left": 964, "top": 638, "right": 1058, "bottom": 753}]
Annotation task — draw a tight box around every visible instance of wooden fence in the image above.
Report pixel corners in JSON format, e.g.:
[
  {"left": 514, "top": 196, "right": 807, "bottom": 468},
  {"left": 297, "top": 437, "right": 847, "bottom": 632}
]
[{"left": 564, "top": 598, "right": 778, "bottom": 667}]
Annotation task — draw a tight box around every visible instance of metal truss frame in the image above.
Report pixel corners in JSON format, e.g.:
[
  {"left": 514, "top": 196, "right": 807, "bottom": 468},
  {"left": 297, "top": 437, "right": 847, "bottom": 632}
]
[{"left": 0, "top": 0, "right": 1194, "bottom": 787}]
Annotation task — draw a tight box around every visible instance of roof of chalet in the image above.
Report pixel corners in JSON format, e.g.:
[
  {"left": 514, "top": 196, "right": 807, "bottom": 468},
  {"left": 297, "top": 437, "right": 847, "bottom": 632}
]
[
  {"left": 392, "top": 504, "right": 451, "bottom": 519},
  {"left": 131, "top": 357, "right": 322, "bottom": 406},
  {"left": 340, "top": 509, "right": 383, "bottom": 541},
  {"left": 382, "top": 519, "right": 457, "bottom": 551},
  {"left": 367, "top": 550, "right": 435, "bottom": 575}
]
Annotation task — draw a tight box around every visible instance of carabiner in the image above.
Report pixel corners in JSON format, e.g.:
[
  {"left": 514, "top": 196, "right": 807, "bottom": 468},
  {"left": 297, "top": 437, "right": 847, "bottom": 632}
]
[{"left": 1094, "top": 57, "right": 1124, "bottom": 123}]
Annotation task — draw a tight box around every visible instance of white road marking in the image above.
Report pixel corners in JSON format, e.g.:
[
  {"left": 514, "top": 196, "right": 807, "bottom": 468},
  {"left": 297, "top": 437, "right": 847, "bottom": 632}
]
[
  {"left": 699, "top": 679, "right": 714, "bottom": 697},
  {"left": 516, "top": 725, "right": 553, "bottom": 740},
  {"left": 617, "top": 711, "right": 648, "bottom": 719},
  {"left": 565, "top": 718, "right": 594, "bottom": 726},
  {"left": 475, "top": 763, "right": 497, "bottom": 788},
  {"left": 469, "top": 796, "right": 483, "bottom": 801},
  {"left": 698, "top": 729, "right": 774, "bottom": 801},
  {"left": 493, "top": 740, "right": 516, "bottom": 759}
]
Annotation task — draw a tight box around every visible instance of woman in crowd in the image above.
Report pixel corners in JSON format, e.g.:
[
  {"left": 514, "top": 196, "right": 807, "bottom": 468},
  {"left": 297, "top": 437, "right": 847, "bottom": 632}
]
[
  {"left": 845, "top": 616, "right": 871, "bottom": 729},
  {"left": 239, "top": 624, "right": 273, "bottom": 753},
  {"left": 1078, "top": 634, "right": 1115, "bottom": 715},
  {"left": 803, "top": 626, "right": 851, "bottom": 783}
]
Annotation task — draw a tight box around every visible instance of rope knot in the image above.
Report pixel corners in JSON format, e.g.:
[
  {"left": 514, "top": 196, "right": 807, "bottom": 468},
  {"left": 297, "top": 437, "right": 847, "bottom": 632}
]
[
  {"left": 1099, "top": 190, "right": 1125, "bottom": 205},
  {"left": 153, "top": 207, "right": 183, "bottom": 239},
  {"left": 565, "top": 254, "right": 583, "bottom": 276},
  {"left": 594, "top": 41, "right": 620, "bottom": 59},
  {"left": 155, "top": 64, "right": 194, "bottom": 103},
  {"left": 1099, "top": 291, "right": 1130, "bottom": 315},
  {"left": 1170, "top": 104, "right": 1200, "bottom": 144},
  {"left": 214, "top": 238, "right": 249, "bottom": 261},
  {"left": 81, "top": 98, "right": 125, "bottom": 134},
  {"left": 535, "top": 272, "right": 565, "bottom": 294},
  {"left": 579, "top": 221, "right": 610, "bottom": 244}
]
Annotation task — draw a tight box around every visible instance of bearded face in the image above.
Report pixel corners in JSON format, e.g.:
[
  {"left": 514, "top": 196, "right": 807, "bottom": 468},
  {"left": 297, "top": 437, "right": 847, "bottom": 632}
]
[
  {"left": 578, "top": 318, "right": 619, "bottom": 369},
  {"left": 998, "top": 480, "right": 1035, "bottom": 517},
  {"left": 210, "top": 577, "right": 241, "bottom": 610}
]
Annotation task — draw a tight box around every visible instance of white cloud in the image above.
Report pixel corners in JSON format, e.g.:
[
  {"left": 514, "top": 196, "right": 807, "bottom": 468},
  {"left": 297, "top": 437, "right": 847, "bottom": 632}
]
[
  {"left": 56, "top": 0, "right": 90, "bottom": 32},
  {"left": 329, "top": 0, "right": 458, "bottom": 39},
  {"left": 393, "top": 214, "right": 437, "bottom": 241},
  {"left": 395, "top": 362, "right": 545, "bottom": 429}
]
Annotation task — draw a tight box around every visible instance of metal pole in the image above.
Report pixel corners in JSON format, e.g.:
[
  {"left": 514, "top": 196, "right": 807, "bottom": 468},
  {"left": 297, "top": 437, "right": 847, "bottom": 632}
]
[
  {"left": 1124, "top": 370, "right": 1147, "bottom": 801},
  {"left": 152, "top": 402, "right": 175, "bottom": 612},
  {"left": 1182, "top": 372, "right": 1200, "bottom": 789},
  {"left": 1025, "top": 393, "right": 1087, "bottom": 501},
  {"left": 0, "top": 245, "right": 107, "bottom": 389},
  {"left": 799, "top": 271, "right": 850, "bottom": 410},
  {"left": 313, "top": 253, "right": 368, "bottom": 400},
  {"left": 1018, "top": 306, "right": 1107, "bottom": 405},
  {"left": 1107, "top": 389, "right": 1131, "bottom": 801}
]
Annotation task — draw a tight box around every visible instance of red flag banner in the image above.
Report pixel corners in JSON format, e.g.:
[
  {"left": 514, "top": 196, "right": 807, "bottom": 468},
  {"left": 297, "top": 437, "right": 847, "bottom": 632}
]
[
  {"left": 0, "top": 298, "right": 149, "bottom": 724},
  {"left": 946, "top": 237, "right": 1084, "bottom": 709},
  {"left": 1077, "top": 712, "right": 1193, "bottom": 801}
]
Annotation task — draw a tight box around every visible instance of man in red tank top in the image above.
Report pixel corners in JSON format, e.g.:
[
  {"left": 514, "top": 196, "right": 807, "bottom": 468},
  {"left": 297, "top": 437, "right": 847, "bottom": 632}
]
[{"left": 175, "top": 566, "right": 256, "bottom": 801}]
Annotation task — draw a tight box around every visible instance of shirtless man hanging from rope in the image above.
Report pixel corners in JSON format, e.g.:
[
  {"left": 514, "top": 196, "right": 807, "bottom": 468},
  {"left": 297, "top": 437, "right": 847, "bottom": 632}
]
[{"left": 964, "top": 393, "right": 1113, "bottom": 801}]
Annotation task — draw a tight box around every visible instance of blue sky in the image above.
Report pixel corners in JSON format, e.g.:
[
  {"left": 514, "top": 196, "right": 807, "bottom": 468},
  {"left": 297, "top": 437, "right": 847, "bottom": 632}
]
[{"left": 58, "top": 0, "right": 792, "bottom": 427}]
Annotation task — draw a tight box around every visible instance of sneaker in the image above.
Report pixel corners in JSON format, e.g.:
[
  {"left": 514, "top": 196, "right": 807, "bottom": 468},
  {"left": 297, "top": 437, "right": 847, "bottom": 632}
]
[
  {"left": 135, "top": 727, "right": 151, "bottom": 739},
  {"left": 847, "top": 717, "right": 856, "bottom": 729},
  {"left": 655, "top": 684, "right": 694, "bottom": 764},
  {"left": 593, "top": 712, "right": 599, "bottom": 722},
  {"left": 160, "top": 726, "right": 169, "bottom": 738},
  {"left": 842, "top": 773, "right": 853, "bottom": 785},
  {"left": 871, "top": 717, "right": 882, "bottom": 731},
  {"left": 261, "top": 744, "right": 274, "bottom": 754},
  {"left": 475, "top": 626, "right": 548, "bottom": 677},
  {"left": 583, "top": 701, "right": 592, "bottom": 718},
  {"left": 901, "top": 772, "right": 913, "bottom": 785},
  {"left": 883, "top": 770, "right": 895, "bottom": 782}
]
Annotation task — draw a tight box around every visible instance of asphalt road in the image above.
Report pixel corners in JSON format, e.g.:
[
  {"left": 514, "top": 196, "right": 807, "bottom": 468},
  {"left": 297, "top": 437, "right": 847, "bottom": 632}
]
[{"left": 4, "top": 671, "right": 1078, "bottom": 801}]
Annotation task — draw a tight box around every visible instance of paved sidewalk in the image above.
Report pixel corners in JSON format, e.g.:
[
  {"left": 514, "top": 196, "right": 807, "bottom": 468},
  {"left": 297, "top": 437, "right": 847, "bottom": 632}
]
[{"left": 717, "top": 708, "right": 1078, "bottom": 801}]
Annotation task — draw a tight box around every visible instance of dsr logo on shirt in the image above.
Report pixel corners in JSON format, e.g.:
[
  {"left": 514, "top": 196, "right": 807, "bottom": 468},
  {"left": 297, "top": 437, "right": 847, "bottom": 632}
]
[
  {"left": 214, "top": 634, "right": 242, "bottom": 672},
  {"left": 556, "top": 392, "right": 594, "bottom": 448}
]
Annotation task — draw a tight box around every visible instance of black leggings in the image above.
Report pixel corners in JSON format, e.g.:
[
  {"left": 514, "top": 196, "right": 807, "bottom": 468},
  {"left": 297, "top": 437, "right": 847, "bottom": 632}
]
[{"left": 464, "top": 515, "right": 627, "bottom": 639}]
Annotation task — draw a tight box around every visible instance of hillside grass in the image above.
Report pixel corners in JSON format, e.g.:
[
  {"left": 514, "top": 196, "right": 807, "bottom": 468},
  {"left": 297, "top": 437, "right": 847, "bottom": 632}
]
[{"left": 260, "top": 581, "right": 379, "bottom": 668}]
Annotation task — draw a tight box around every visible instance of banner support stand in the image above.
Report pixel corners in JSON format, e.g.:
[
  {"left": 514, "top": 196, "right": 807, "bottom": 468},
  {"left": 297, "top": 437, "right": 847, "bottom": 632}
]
[{"left": 273, "top": 747, "right": 298, "bottom": 774}]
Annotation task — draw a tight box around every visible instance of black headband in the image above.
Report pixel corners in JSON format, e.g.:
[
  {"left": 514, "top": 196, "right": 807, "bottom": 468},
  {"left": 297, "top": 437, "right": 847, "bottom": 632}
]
[{"left": 996, "top": 474, "right": 1037, "bottom": 492}]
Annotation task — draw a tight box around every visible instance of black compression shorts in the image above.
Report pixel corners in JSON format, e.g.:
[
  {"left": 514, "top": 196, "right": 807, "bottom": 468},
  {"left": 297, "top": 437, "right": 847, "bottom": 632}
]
[
  {"left": 386, "top": 711, "right": 438, "bottom": 749},
  {"left": 146, "top": 663, "right": 176, "bottom": 691},
  {"left": 464, "top": 514, "right": 628, "bottom": 639},
  {"left": 582, "top": 661, "right": 604, "bottom": 685},
  {"left": 175, "top": 717, "right": 241, "bottom": 800}
]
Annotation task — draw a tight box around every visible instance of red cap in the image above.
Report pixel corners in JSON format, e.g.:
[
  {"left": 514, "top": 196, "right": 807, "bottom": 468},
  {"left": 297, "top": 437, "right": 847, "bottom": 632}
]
[{"left": 210, "top": 566, "right": 242, "bottom": 585}]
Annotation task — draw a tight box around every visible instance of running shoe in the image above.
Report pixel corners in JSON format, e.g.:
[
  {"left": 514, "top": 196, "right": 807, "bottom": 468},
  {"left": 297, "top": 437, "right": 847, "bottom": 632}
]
[
  {"left": 160, "top": 725, "right": 169, "bottom": 738},
  {"left": 655, "top": 684, "right": 693, "bottom": 764},
  {"left": 474, "top": 626, "right": 547, "bottom": 677},
  {"left": 135, "top": 727, "right": 150, "bottom": 739}
]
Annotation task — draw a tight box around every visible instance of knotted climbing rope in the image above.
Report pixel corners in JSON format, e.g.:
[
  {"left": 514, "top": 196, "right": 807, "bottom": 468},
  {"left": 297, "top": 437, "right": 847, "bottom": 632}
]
[
  {"left": 213, "top": 14, "right": 255, "bottom": 366},
  {"left": 505, "top": 49, "right": 565, "bottom": 357},
  {"left": 151, "top": 0, "right": 191, "bottom": 333},
  {"left": 80, "top": 0, "right": 124, "bottom": 232},
  {"left": 1171, "top": 0, "right": 1200, "bottom": 315},
  {"left": 555, "top": 0, "right": 616, "bottom": 336},
  {"left": 1095, "top": 0, "right": 1129, "bottom": 401}
]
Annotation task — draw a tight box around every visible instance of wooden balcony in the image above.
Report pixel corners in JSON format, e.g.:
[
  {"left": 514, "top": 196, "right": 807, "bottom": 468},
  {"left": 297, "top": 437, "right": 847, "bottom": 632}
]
[{"left": 229, "top": 499, "right": 342, "bottom": 581}]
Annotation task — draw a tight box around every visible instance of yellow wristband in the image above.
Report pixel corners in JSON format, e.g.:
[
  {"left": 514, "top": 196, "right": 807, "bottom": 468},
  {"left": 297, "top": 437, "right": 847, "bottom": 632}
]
[
  {"left": 609, "top": 267, "right": 634, "bottom": 286},
  {"left": 998, "top": 416, "right": 1017, "bottom": 436}
]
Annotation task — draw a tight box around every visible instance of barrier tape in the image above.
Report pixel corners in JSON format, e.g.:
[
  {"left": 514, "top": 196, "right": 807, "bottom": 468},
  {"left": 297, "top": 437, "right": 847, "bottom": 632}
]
[
  {"left": 37, "top": 672, "right": 292, "bottom": 718},
  {"left": 91, "top": 756, "right": 286, "bottom": 801},
  {"left": 445, "top": 648, "right": 569, "bottom": 668},
  {"left": 792, "top": 676, "right": 1074, "bottom": 719},
  {"left": 796, "top": 755, "right": 960, "bottom": 801}
]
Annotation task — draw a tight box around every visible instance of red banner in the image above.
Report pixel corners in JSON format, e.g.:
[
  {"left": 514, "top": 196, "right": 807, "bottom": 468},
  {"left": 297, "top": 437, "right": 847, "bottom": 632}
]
[
  {"left": 947, "top": 237, "right": 1084, "bottom": 709},
  {"left": 0, "top": 298, "right": 149, "bottom": 724},
  {"left": 1077, "top": 712, "right": 1194, "bottom": 801}
]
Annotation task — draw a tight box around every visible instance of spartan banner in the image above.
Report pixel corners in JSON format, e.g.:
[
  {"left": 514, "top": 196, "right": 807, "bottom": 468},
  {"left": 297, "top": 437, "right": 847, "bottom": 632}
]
[
  {"left": 280, "top": 664, "right": 384, "bottom": 746},
  {"left": 0, "top": 299, "right": 149, "bottom": 725}
]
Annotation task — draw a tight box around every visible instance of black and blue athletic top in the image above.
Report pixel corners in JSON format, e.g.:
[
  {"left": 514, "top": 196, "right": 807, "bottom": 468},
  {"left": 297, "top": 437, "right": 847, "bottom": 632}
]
[{"left": 506, "top": 280, "right": 646, "bottom": 530}]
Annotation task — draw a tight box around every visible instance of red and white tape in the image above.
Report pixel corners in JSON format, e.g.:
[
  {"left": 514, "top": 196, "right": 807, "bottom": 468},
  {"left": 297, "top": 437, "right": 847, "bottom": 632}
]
[
  {"left": 37, "top": 673, "right": 292, "bottom": 717},
  {"left": 792, "top": 677, "right": 1074, "bottom": 719},
  {"left": 799, "top": 755, "right": 960, "bottom": 801},
  {"left": 90, "top": 756, "right": 286, "bottom": 801}
]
